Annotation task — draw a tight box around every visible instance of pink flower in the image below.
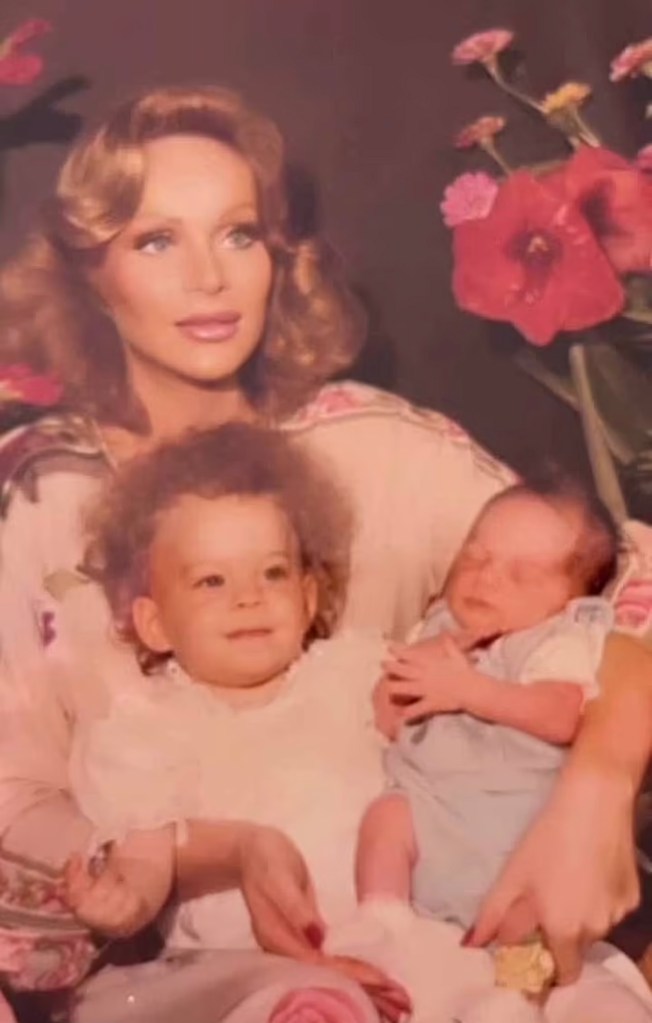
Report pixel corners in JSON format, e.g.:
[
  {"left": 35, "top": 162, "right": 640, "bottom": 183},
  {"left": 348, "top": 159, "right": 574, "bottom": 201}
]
[
  {"left": 610, "top": 37, "right": 652, "bottom": 82},
  {"left": 455, "top": 115, "right": 506, "bottom": 150},
  {"left": 452, "top": 28, "right": 514, "bottom": 66},
  {"left": 636, "top": 145, "right": 652, "bottom": 174},
  {"left": 441, "top": 172, "right": 499, "bottom": 227},
  {"left": 0, "top": 18, "right": 52, "bottom": 86},
  {"left": 0, "top": 364, "right": 62, "bottom": 405},
  {"left": 269, "top": 987, "right": 366, "bottom": 1023}
]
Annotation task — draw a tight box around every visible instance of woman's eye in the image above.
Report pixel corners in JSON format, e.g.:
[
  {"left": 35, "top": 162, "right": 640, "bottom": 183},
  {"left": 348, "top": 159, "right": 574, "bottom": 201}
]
[
  {"left": 196, "top": 574, "right": 225, "bottom": 589},
  {"left": 224, "top": 223, "right": 262, "bottom": 250},
  {"left": 264, "top": 564, "right": 289, "bottom": 582},
  {"left": 134, "top": 231, "right": 173, "bottom": 255}
]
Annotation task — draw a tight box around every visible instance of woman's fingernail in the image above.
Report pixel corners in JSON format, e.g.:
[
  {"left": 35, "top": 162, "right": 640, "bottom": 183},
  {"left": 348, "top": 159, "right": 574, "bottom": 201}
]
[
  {"left": 304, "top": 923, "right": 324, "bottom": 948},
  {"left": 461, "top": 926, "right": 474, "bottom": 946}
]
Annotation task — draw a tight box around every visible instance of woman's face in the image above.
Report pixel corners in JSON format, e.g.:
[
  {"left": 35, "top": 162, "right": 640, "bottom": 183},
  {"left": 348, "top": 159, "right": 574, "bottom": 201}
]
[{"left": 90, "top": 134, "right": 273, "bottom": 390}]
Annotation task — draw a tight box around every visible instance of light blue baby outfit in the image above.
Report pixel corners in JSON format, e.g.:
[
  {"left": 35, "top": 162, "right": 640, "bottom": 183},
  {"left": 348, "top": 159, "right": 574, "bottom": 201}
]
[{"left": 385, "top": 597, "right": 613, "bottom": 929}]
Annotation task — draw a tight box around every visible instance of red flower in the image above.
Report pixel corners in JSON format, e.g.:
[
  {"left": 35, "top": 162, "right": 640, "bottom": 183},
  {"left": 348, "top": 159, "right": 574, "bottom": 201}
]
[
  {"left": 452, "top": 171, "right": 624, "bottom": 346},
  {"left": 0, "top": 364, "right": 62, "bottom": 405},
  {"left": 636, "top": 145, "right": 652, "bottom": 174},
  {"left": 546, "top": 146, "right": 652, "bottom": 275},
  {"left": 0, "top": 18, "right": 51, "bottom": 85}
]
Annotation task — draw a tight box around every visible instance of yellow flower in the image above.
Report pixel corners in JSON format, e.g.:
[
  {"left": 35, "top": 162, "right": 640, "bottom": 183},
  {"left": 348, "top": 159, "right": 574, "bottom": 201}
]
[{"left": 541, "top": 81, "right": 592, "bottom": 115}]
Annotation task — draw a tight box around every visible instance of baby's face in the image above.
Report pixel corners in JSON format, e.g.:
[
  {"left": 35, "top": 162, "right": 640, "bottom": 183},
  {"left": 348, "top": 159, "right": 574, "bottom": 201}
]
[
  {"left": 445, "top": 492, "right": 581, "bottom": 638},
  {"left": 133, "top": 494, "right": 316, "bottom": 694}
]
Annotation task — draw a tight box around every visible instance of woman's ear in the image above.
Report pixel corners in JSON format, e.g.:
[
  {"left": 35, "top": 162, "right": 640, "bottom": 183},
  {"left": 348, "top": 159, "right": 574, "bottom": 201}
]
[{"left": 132, "top": 596, "right": 172, "bottom": 654}]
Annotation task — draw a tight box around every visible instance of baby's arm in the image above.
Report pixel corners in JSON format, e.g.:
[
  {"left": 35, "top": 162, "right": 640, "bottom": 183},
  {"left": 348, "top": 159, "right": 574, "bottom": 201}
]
[
  {"left": 355, "top": 793, "right": 417, "bottom": 904},
  {"left": 459, "top": 674, "right": 583, "bottom": 745},
  {"left": 65, "top": 825, "right": 175, "bottom": 938},
  {"left": 385, "top": 635, "right": 584, "bottom": 745}
]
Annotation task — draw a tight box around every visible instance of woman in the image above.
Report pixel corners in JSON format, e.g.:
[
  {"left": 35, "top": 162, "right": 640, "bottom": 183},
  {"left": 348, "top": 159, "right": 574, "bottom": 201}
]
[{"left": 0, "top": 86, "right": 650, "bottom": 1022}]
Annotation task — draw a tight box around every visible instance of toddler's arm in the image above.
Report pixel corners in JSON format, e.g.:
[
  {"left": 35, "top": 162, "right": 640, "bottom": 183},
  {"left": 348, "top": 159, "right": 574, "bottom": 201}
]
[{"left": 65, "top": 825, "right": 175, "bottom": 938}]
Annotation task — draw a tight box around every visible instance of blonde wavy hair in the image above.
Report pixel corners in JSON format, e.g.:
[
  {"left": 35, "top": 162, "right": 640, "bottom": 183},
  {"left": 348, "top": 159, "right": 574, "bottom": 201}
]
[
  {"left": 0, "top": 86, "right": 366, "bottom": 426},
  {"left": 83, "top": 422, "right": 352, "bottom": 671}
]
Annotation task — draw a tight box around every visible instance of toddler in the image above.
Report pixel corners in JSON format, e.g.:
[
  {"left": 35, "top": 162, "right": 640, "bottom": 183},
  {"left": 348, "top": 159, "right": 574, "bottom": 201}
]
[{"left": 65, "top": 422, "right": 408, "bottom": 1021}]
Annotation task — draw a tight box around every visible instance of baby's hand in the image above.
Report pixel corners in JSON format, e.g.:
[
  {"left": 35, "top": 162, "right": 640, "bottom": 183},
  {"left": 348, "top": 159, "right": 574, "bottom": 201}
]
[
  {"left": 383, "top": 634, "right": 476, "bottom": 722},
  {"left": 64, "top": 852, "right": 157, "bottom": 938}
]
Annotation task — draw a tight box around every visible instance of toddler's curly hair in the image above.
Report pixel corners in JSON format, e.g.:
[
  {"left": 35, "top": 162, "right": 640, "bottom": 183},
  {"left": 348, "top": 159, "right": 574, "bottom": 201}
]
[{"left": 84, "top": 422, "right": 353, "bottom": 670}]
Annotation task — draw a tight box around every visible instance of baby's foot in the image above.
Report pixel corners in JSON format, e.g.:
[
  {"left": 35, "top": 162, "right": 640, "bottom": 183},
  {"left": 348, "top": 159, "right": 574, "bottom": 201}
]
[{"left": 328, "top": 900, "right": 495, "bottom": 1023}]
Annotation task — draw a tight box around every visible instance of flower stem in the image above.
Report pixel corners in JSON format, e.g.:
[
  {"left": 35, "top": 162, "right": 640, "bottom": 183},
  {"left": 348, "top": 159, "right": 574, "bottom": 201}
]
[
  {"left": 479, "top": 138, "right": 512, "bottom": 174},
  {"left": 568, "top": 342, "right": 628, "bottom": 523},
  {"left": 485, "top": 59, "right": 543, "bottom": 113},
  {"left": 570, "top": 111, "right": 601, "bottom": 147}
]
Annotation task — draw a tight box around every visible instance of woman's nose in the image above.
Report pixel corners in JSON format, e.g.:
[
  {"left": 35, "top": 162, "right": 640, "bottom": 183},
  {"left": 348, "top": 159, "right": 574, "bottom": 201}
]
[{"left": 186, "top": 242, "right": 225, "bottom": 294}]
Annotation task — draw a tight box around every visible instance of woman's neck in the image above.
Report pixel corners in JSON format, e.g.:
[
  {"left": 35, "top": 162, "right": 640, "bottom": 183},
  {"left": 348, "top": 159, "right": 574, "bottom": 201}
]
[{"left": 101, "top": 363, "right": 258, "bottom": 462}]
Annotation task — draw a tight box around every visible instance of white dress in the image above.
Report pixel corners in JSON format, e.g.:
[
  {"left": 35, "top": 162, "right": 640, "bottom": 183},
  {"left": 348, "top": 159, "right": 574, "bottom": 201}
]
[{"left": 69, "top": 631, "right": 389, "bottom": 950}]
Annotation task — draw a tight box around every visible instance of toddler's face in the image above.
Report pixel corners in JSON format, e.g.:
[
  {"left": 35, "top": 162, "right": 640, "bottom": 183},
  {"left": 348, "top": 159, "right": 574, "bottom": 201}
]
[
  {"left": 445, "top": 492, "right": 582, "bottom": 638},
  {"left": 133, "top": 494, "right": 316, "bottom": 692}
]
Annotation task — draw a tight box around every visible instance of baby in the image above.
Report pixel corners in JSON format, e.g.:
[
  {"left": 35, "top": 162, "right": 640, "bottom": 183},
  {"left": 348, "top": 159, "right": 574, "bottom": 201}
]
[{"left": 337, "top": 476, "right": 652, "bottom": 1021}]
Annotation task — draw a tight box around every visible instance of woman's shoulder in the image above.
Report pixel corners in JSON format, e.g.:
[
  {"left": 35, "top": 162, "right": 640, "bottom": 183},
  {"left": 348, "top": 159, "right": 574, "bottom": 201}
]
[
  {"left": 0, "top": 412, "right": 106, "bottom": 521},
  {"left": 283, "top": 380, "right": 471, "bottom": 441},
  {"left": 283, "top": 380, "right": 512, "bottom": 487}
]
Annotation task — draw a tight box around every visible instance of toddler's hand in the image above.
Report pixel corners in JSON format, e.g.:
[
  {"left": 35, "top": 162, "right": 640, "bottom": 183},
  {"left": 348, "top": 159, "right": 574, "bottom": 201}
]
[{"left": 64, "top": 852, "right": 157, "bottom": 938}]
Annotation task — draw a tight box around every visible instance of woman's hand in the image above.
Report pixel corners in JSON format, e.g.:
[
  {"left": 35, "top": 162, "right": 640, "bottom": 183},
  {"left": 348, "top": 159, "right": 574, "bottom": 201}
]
[
  {"left": 238, "top": 828, "right": 411, "bottom": 1021},
  {"left": 237, "top": 825, "right": 327, "bottom": 959},
  {"left": 467, "top": 768, "right": 639, "bottom": 984},
  {"left": 328, "top": 954, "right": 412, "bottom": 1023}
]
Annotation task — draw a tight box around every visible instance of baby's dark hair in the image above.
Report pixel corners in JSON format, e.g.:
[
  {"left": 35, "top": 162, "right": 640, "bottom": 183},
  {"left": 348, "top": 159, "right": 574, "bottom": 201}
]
[
  {"left": 490, "top": 468, "right": 620, "bottom": 595},
  {"left": 83, "top": 423, "right": 352, "bottom": 669}
]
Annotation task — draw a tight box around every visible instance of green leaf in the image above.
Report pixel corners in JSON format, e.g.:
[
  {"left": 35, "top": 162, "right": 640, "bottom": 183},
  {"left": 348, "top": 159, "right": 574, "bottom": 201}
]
[{"left": 581, "top": 341, "right": 652, "bottom": 462}]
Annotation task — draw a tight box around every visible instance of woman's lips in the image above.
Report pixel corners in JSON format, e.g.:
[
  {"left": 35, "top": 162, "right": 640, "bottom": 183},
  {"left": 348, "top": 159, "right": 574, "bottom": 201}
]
[{"left": 176, "top": 312, "right": 241, "bottom": 342}]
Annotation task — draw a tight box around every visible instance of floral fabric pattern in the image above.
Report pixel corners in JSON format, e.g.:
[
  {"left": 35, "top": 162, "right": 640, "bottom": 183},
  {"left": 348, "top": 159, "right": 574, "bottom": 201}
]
[{"left": 0, "top": 851, "right": 96, "bottom": 991}]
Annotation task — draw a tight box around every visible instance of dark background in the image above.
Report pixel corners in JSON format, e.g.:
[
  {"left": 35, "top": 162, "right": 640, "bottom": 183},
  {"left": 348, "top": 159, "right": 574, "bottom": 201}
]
[{"left": 0, "top": 0, "right": 650, "bottom": 476}]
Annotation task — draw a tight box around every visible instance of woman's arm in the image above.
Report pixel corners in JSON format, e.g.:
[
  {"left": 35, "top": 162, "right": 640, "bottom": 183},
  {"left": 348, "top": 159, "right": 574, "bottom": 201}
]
[
  {"left": 469, "top": 632, "right": 652, "bottom": 983},
  {"left": 176, "top": 821, "right": 327, "bottom": 957},
  {"left": 0, "top": 678, "right": 94, "bottom": 865}
]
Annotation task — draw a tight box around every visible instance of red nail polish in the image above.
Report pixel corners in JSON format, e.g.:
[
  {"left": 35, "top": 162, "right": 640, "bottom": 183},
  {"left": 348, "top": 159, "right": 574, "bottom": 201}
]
[
  {"left": 304, "top": 923, "right": 324, "bottom": 948},
  {"left": 461, "top": 926, "right": 474, "bottom": 946}
]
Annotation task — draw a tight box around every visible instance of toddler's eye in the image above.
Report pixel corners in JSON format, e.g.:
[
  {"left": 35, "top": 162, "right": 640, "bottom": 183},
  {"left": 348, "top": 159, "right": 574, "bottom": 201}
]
[{"left": 264, "top": 564, "right": 289, "bottom": 582}]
